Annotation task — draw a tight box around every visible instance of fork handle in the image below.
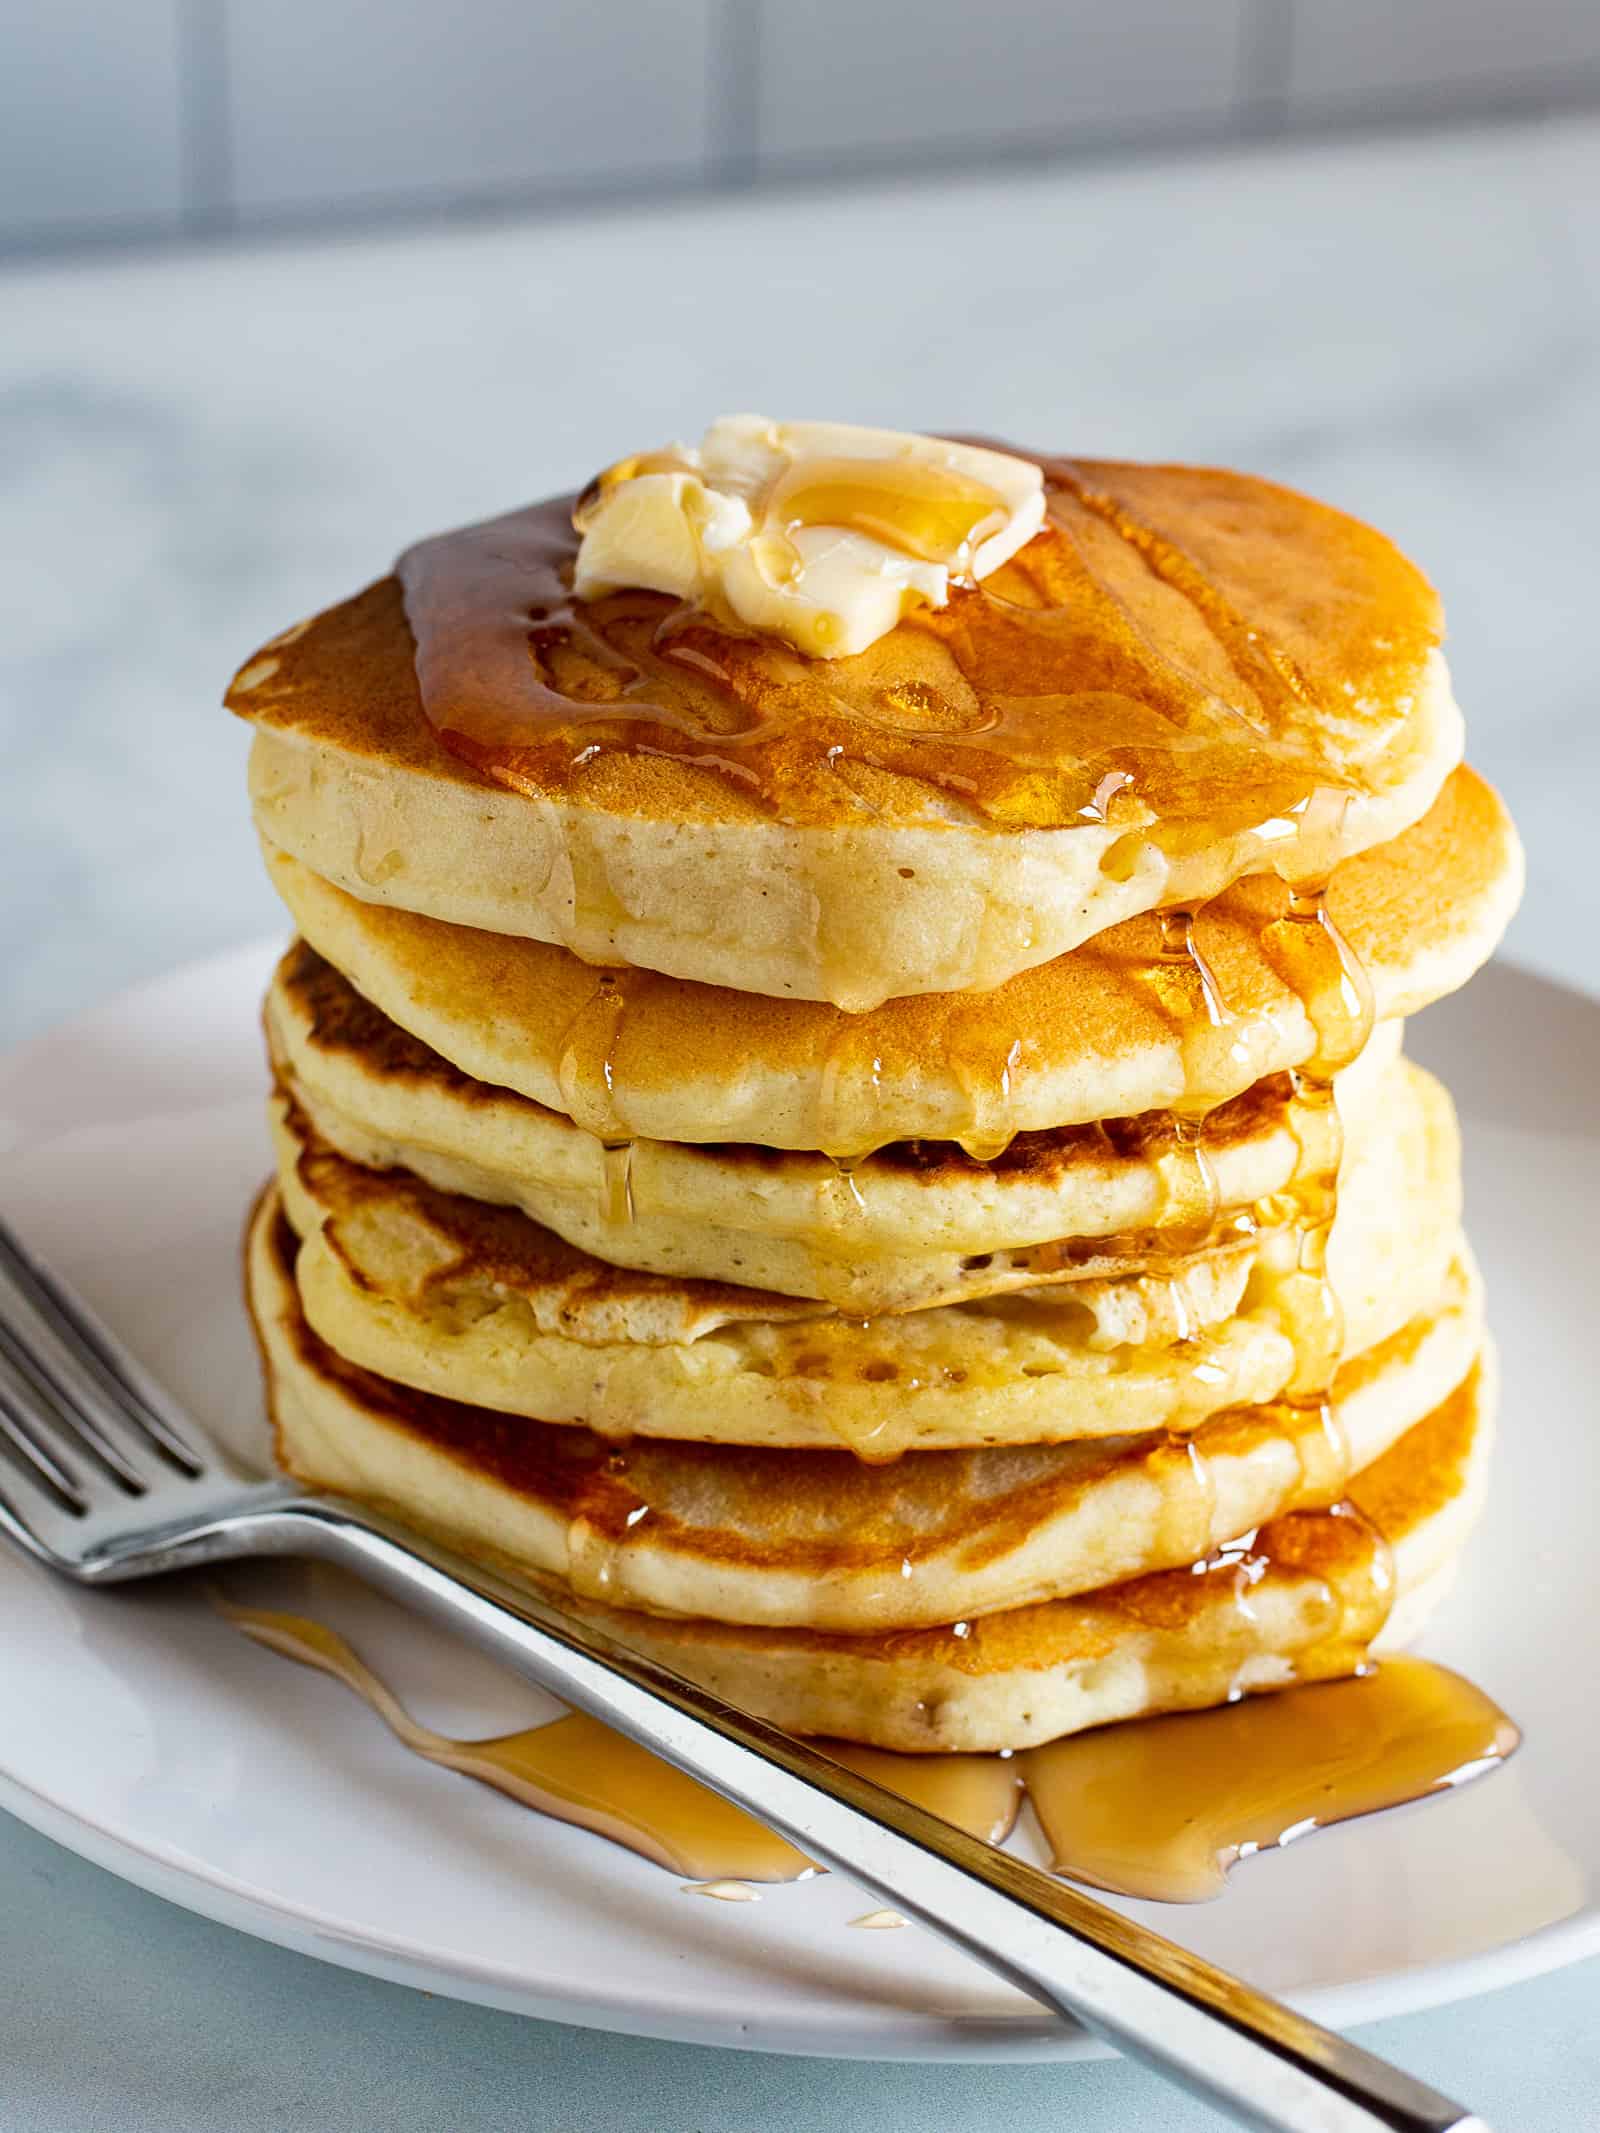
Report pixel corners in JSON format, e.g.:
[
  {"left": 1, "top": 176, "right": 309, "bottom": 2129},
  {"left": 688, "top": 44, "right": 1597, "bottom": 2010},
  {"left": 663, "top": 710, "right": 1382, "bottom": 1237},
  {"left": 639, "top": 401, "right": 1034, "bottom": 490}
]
[
  {"left": 241, "top": 1501, "right": 1493, "bottom": 2133},
  {"left": 228, "top": 1497, "right": 1486, "bottom": 2133}
]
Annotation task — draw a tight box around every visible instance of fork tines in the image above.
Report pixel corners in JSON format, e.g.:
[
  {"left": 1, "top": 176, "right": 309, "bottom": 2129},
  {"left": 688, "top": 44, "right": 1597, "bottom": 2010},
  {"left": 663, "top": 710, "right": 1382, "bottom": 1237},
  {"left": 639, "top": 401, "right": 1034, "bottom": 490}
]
[{"left": 0, "top": 1215, "right": 208, "bottom": 1510}]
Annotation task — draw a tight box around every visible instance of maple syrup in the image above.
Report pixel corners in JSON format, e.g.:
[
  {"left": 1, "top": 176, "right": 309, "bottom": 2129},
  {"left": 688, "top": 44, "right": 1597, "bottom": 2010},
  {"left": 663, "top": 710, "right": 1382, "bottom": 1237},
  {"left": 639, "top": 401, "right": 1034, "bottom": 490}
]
[
  {"left": 1020, "top": 1658, "right": 1518, "bottom": 1904},
  {"left": 600, "top": 1141, "right": 636, "bottom": 1227},
  {"left": 576, "top": 448, "right": 1015, "bottom": 579},
  {"left": 396, "top": 454, "right": 1433, "bottom": 863},
  {"left": 217, "top": 1601, "right": 1517, "bottom": 1908},
  {"left": 1150, "top": 909, "right": 1224, "bottom": 1249},
  {"left": 763, "top": 455, "right": 1012, "bottom": 579},
  {"left": 217, "top": 1599, "right": 812, "bottom": 1882}
]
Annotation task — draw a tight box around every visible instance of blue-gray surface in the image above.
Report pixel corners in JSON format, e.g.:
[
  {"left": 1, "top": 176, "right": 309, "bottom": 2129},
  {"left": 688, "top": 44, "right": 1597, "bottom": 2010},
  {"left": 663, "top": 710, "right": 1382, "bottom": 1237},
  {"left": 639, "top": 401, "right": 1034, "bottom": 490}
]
[
  {"left": 4, "top": 1812, "right": 1599, "bottom": 2130},
  {"left": 2, "top": 108, "right": 1598, "bottom": 2130}
]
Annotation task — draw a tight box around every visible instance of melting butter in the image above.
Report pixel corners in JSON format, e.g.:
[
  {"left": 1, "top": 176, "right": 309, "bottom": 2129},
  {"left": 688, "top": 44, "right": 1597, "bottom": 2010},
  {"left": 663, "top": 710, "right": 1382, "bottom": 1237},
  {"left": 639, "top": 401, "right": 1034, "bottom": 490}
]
[{"left": 573, "top": 417, "right": 1045, "bottom": 658}]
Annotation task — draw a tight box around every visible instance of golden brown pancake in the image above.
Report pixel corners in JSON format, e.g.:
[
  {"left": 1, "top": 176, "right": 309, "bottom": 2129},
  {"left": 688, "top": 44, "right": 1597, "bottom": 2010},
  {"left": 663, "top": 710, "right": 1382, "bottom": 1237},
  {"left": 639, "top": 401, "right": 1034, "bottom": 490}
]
[
  {"left": 259, "top": 762, "right": 1518, "bottom": 1152},
  {"left": 247, "top": 1179, "right": 1491, "bottom": 1748},
  {"left": 266, "top": 941, "right": 1416, "bottom": 1312},
  {"left": 247, "top": 1187, "right": 1483, "bottom": 1634},
  {"left": 551, "top": 1355, "right": 1494, "bottom": 1750},
  {"left": 268, "top": 1054, "right": 1461, "bottom": 1452},
  {"left": 231, "top": 458, "right": 1465, "bottom": 1006}
]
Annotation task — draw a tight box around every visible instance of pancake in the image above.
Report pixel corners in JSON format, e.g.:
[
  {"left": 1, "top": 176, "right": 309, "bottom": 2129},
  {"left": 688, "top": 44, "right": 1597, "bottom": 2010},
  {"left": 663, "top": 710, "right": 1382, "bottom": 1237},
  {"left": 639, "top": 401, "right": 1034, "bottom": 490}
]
[
  {"left": 553, "top": 1354, "right": 1495, "bottom": 1750},
  {"left": 231, "top": 459, "right": 1464, "bottom": 1008},
  {"left": 269, "top": 1055, "right": 1461, "bottom": 1454},
  {"left": 267, "top": 941, "right": 1409, "bottom": 1312},
  {"left": 247, "top": 1187, "right": 1483, "bottom": 1633},
  {"left": 260, "top": 762, "right": 1519, "bottom": 1155}
]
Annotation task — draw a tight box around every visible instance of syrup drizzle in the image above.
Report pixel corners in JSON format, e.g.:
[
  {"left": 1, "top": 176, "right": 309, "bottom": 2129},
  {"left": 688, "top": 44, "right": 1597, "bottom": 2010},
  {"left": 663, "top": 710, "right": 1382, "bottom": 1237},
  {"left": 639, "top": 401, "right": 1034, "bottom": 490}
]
[
  {"left": 485, "top": 837, "right": 1377, "bottom": 1178},
  {"left": 1020, "top": 1659, "right": 1519, "bottom": 1903},
  {"left": 395, "top": 457, "right": 1434, "bottom": 860},
  {"left": 217, "top": 1600, "right": 812, "bottom": 1882},
  {"left": 553, "top": 971, "right": 630, "bottom": 1142},
  {"left": 551, "top": 971, "right": 638, "bottom": 1225},
  {"left": 601, "top": 1140, "right": 636, "bottom": 1227},
  {"left": 217, "top": 1602, "right": 1516, "bottom": 1908},
  {"left": 1150, "top": 908, "right": 1224, "bottom": 1250}
]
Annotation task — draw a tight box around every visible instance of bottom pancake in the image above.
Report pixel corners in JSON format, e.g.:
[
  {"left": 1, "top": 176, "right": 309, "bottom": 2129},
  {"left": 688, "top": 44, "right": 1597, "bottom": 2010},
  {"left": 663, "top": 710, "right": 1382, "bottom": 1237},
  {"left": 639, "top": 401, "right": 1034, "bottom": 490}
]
[{"left": 581, "top": 1360, "right": 1492, "bottom": 1749}]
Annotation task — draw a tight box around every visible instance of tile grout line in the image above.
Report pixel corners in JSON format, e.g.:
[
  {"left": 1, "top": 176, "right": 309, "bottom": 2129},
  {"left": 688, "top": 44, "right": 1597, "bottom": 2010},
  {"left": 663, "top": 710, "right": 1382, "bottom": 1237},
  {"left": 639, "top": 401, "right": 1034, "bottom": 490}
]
[
  {"left": 176, "top": 0, "right": 235, "bottom": 236},
  {"left": 7, "top": 74, "right": 1599, "bottom": 267},
  {"left": 708, "top": 0, "right": 762, "bottom": 189},
  {"left": 1236, "top": 0, "right": 1294, "bottom": 139}
]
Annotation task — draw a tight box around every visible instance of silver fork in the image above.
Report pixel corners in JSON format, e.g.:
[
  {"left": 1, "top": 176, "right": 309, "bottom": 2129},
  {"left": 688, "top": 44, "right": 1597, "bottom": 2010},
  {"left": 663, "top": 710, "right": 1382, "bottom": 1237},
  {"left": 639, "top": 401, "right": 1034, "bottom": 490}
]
[{"left": 0, "top": 1210, "right": 1487, "bottom": 2133}]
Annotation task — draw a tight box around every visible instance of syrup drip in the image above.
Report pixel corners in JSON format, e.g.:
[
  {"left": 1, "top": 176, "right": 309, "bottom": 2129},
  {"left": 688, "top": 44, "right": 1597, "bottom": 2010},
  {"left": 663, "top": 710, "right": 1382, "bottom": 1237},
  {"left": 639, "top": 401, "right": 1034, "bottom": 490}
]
[
  {"left": 1151, "top": 1432, "right": 1220, "bottom": 1568},
  {"left": 819, "top": 1154, "right": 867, "bottom": 1232},
  {"left": 811, "top": 1022, "right": 888, "bottom": 1168},
  {"left": 947, "top": 1029, "right": 1026, "bottom": 1165},
  {"left": 565, "top": 1507, "right": 631, "bottom": 1606},
  {"left": 601, "top": 1140, "right": 636, "bottom": 1227},
  {"left": 1263, "top": 877, "right": 1375, "bottom": 1423},
  {"left": 552, "top": 970, "right": 638, "bottom": 1219},
  {"left": 217, "top": 1603, "right": 1516, "bottom": 1908},
  {"left": 809, "top": 1002, "right": 1025, "bottom": 1167},
  {"left": 395, "top": 458, "right": 1432, "bottom": 859},
  {"left": 1020, "top": 1659, "right": 1518, "bottom": 1903},
  {"left": 806, "top": 1335, "right": 930, "bottom": 1466},
  {"left": 552, "top": 971, "right": 630, "bottom": 1138},
  {"left": 1150, "top": 909, "right": 1224, "bottom": 1250},
  {"left": 810, "top": 1006, "right": 872, "bottom": 1223},
  {"left": 824, "top": 1740, "right": 1024, "bottom": 1843},
  {"left": 216, "top": 1601, "right": 810, "bottom": 1881}
]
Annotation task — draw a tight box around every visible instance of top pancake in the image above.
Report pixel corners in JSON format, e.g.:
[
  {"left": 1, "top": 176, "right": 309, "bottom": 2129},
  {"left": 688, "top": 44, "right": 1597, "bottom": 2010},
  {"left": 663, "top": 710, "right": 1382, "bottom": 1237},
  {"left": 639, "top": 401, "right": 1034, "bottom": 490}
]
[{"left": 231, "top": 458, "right": 1464, "bottom": 1007}]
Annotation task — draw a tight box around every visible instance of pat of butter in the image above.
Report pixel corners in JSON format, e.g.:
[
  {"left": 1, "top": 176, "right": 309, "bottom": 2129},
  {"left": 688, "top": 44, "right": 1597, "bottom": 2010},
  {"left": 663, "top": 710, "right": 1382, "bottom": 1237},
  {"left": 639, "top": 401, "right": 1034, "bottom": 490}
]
[{"left": 572, "top": 416, "right": 1045, "bottom": 659}]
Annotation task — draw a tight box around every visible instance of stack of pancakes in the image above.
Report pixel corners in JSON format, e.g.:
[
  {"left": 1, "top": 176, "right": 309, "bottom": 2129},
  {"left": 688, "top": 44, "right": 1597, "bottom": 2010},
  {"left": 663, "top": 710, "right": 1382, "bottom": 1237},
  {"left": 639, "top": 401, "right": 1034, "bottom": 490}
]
[{"left": 231, "top": 454, "right": 1521, "bottom": 1752}]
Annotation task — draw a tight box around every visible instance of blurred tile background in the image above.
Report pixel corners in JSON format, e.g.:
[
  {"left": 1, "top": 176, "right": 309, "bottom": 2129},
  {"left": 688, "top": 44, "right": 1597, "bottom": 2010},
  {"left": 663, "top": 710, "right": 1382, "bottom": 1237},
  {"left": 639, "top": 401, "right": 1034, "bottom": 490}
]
[{"left": 5, "top": 0, "right": 1600, "bottom": 253}]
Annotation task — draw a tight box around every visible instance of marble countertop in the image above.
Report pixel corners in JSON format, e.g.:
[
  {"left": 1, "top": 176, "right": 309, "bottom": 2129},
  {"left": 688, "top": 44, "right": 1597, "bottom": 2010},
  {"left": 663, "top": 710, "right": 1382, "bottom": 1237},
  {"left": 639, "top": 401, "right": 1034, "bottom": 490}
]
[{"left": 1, "top": 108, "right": 1596, "bottom": 2131}]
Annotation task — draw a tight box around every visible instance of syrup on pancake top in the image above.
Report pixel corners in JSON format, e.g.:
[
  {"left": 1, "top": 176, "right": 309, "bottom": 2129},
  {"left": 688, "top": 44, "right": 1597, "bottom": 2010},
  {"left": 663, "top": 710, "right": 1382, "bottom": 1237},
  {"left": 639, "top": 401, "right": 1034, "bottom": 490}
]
[
  {"left": 405, "top": 431, "right": 1441, "bottom": 840},
  {"left": 229, "top": 420, "right": 1466, "bottom": 1007}
]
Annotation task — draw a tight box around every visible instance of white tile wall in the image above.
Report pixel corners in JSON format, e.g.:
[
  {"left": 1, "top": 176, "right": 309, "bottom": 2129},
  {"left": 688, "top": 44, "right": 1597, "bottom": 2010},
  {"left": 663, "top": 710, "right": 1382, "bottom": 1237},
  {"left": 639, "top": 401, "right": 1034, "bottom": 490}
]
[
  {"left": 756, "top": 0, "right": 1250, "bottom": 165},
  {"left": 0, "top": 0, "right": 183, "bottom": 242},
  {"left": 2, "top": 0, "right": 1598, "bottom": 252},
  {"left": 221, "top": 0, "right": 714, "bottom": 218},
  {"left": 1288, "top": 0, "right": 1600, "bottom": 113}
]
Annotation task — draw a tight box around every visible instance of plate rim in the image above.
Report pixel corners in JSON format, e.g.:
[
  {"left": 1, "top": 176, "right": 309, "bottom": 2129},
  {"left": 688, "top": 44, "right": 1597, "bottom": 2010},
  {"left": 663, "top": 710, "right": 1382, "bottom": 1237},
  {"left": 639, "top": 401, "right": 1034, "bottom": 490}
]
[
  {"left": 1, "top": 934, "right": 1596, "bottom": 2061},
  {"left": 5, "top": 1740, "right": 1598, "bottom": 2060}
]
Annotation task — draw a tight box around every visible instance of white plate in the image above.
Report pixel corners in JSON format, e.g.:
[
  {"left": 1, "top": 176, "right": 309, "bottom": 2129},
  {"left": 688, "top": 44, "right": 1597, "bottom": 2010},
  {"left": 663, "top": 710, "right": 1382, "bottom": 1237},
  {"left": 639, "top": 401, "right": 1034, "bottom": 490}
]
[{"left": 0, "top": 942, "right": 1595, "bottom": 2060}]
